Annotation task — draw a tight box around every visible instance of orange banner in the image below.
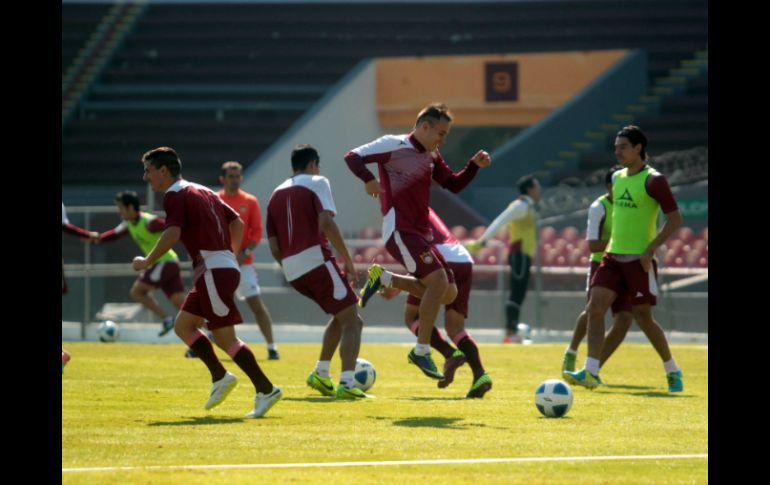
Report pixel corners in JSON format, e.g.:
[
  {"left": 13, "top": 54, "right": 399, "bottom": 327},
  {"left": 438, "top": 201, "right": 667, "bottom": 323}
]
[{"left": 377, "top": 50, "right": 627, "bottom": 127}]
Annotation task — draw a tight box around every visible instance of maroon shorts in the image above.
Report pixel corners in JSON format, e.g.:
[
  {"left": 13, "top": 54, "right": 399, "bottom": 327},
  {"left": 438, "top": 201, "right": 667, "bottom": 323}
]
[
  {"left": 290, "top": 260, "right": 358, "bottom": 316},
  {"left": 385, "top": 231, "right": 455, "bottom": 283},
  {"left": 182, "top": 267, "right": 243, "bottom": 329},
  {"left": 407, "top": 261, "right": 472, "bottom": 317},
  {"left": 138, "top": 260, "right": 185, "bottom": 298},
  {"left": 587, "top": 261, "right": 632, "bottom": 315},
  {"left": 591, "top": 255, "right": 659, "bottom": 307}
]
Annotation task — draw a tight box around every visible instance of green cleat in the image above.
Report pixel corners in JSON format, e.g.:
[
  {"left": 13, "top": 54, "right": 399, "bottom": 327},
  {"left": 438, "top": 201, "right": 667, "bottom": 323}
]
[
  {"left": 359, "top": 264, "right": 385, "bottom": 308},
  {"left": 306, "top": 371, "right": 336, "bottom": 397},
  {"left": 667, "top": 370, "right": 683, "bottom": 393},
  {"left": 466, "top": 373, "right": 493, "bottom": 399},
  {"left": 408, "top": 349, "right": 444, "bottom": 380},
  {"left": 563, "top": 368, "right": 603, "bottom": 389},
  {"left": 562, "top": 352, "right": 577, "bottom": 373},
  {"left": 335, "top": 385, "right": 369, "bottom": 399}
]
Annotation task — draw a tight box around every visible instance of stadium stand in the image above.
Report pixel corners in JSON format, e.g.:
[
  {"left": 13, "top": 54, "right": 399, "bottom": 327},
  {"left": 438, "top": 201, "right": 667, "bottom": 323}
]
[{"left": 62, "top": 0, "right": 708, "bottom": 193}]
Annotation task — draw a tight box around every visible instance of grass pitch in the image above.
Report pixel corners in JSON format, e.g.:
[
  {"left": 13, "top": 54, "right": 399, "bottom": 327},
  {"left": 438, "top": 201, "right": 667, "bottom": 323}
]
[{"left": 62, "top": 341, "right": 707, "bottom": 484}]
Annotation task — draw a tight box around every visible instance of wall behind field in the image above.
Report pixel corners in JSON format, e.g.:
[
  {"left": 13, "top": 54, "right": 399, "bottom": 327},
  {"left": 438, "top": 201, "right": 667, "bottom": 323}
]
[{"left": 240, "top": 60, "right": 383, "bottom": 236}]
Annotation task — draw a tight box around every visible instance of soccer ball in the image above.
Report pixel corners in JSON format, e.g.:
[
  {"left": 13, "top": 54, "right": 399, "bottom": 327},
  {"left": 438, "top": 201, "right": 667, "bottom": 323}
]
[
  {"left": 98, "top": 320, "right": 120, "bottom": 343},
  {"left": 534, "top": 379, "right": 573, "bottom": 418},
  {"left": 517, "top": 322, "right": 532, "bottom": 341},
  {"left": 353, "top": 358, "right": 376, "bottom": 391}
]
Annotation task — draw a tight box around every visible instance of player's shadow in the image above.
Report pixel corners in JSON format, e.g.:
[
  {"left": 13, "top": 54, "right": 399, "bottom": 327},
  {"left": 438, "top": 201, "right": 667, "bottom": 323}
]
[
  {"left": 603, "top": 384, "right": 656, "bottom": 391},
  {"left": 631, "top": 391, "right": 694, "bottom": 399},
  {"left": 281, "top": 396, "right": 337, "bottom": 403},
  {"left": 392, "top": 416, "right": 469, "bottom": 429},
  {"left": 147, "top": 416, "right": 246, "bottom": 427},
  {"left": 393, "top": 396, "right": 468, "bottom": 401}
]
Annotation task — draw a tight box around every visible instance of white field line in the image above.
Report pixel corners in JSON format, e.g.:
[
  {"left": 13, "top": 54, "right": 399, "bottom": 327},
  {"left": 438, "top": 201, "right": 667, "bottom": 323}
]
[{"left": 63, "top": 453, "right": 708, "bottom": 473}]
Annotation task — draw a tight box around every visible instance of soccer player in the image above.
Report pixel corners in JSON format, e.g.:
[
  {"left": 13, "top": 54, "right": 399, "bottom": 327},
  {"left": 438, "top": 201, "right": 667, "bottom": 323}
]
[
  {"left": 564, "top": 126, "right": 684, "bottom": 392},
  {"left": 380, "top": 208, "right": 492, "bottom": 398},
  {"left": 466, "top": 174, "right": 540, "bottom": 343},
  {"left": 62, "top": 202, "right": 99, "bottom": 373},
  {"left": 92, "top": 191, "right": 185, "bottom": 337},
  {"left": 266, "top": 144, "right": 368, "bottom": 399},
  {"left": 133, "top": 147, "right": 281, "bottom": 417},
  {"left": 562, "top": 166, "right": 633, "bottom": 375},
  {"left": 217, "top": 161, "right": 280, "bottom": 360},
  {"left": 345, "top": 103, "right": 491, "bottom": 381}
]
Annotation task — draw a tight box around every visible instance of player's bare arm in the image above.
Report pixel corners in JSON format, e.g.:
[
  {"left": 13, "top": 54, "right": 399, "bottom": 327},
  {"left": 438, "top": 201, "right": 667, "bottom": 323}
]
[
  {"left": 133, "top": 226, "right": 181, "bottom": 271},
  {"left": 267, "top": 237, "right": 282, "bottom": 266},
  {"left": 318, "top": 210, "right": 357, "bottom": 287},
  {"left": 641, "top": 209, "right": 682, "bottom": 272},
  {"left": 229, "top": 218, "right": 244, "bottom": 255},
  {"left": 588, "top": 239, "right": 609, "bottom": 253}
]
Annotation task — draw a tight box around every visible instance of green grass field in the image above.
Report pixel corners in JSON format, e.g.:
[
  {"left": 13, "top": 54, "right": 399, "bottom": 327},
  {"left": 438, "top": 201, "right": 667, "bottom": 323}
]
[{"left": 62, "top": 341, "right": 707, "bottom": 484}]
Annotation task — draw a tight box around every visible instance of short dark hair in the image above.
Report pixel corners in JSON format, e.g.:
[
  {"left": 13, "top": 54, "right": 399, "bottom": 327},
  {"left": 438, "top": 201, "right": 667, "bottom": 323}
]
[
  {"left": 142, "top": 147, "right": 182, "bottom": 177},
  {"left": 115, "top": 191, "right": 141, "bottom": 211},
  {"left": 605, "top": 165, "right": 622, "bottom": 186},
  {"left": 617, "top": 125, "right": 648, "bottom": 160},
  {"left": 220, "top": 161, "right": 243, "bottom": 176},
  {"left": 291, "top": 144, "right": 320, "bottom": 172},
  {"left": 415, "top": 103, "right": 453, "bottom": 128},
  {"left": 517, "top": 174, "right": 537, "bottom": 195}
]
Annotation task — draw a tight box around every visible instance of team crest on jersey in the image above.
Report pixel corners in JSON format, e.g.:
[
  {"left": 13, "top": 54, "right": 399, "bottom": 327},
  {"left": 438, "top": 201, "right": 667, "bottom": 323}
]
[
  {"left": 617, "top": 188, "right": 638, "bottom": 208},
  {"left": 420, "top": 251, "right": 433, "bottom": 264},
  {"left": 240, "top": 204, "right": 247, "bottom": 213}
]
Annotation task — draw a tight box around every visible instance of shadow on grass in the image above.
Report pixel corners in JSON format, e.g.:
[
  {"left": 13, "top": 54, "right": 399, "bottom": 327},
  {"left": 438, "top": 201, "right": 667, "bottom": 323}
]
[
  {"left": 631, "top": 391, "right": 694, "bottom": 398},
  {"left": 393, "top": 396, "right": 468, "bottom": 402},
  {"left": 148, "top": 416, "right": 246, "bottom": 426},
  {"left": 369, "top": 415, "right": 504, "bottom": 430},
  {"left": 281, "top": 396, "right": 337, "bottom": 403},
  {"left": 603, "top": 384, "right": 657, "bottom": 391},
  {"left": 598, "top": 387, "right": 694, "bottom": 398}
]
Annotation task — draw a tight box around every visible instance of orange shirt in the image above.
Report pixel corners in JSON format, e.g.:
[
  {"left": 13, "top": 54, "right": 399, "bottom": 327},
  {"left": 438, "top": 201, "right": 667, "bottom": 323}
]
[{"left": 218, "top": 189, "right": 263, "bottom": 265}]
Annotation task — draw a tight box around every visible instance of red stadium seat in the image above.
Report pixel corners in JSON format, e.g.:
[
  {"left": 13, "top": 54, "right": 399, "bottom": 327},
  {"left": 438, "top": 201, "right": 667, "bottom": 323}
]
[
  {"left": 470, "top": 225, "right": 487, "bottom": 240},
  {"left": 450, "top": 225, "right": 468, "bottom": 240},
  {"left": 540, "top": 226, "right": 557, "bottom": 244},
  {"left": 676, "top": 227, "right": 695, "bottom": 244},
  {"left": 560, "top": 226, "right": 580, "bottom": 243}
]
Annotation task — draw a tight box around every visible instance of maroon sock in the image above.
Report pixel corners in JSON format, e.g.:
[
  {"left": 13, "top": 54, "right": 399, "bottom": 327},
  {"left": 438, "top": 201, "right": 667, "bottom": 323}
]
[
  {"left": 453, "top": 331, "right": 485, "bottom": 381},
  {"left": 409, "top": 320, "right": 456, "bottom": 359},
  {"left": 228, "top": 340, "right": 273, "bottom": 394},
  {"left": 188, "top": 332, "right": 226, "bottom": 382}
]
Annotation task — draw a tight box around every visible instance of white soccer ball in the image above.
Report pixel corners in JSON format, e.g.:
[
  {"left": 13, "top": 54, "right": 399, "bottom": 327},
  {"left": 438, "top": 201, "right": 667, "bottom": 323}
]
[
  {"left": 534, "top": 379, "right": 573, "bottom": 418},
  {"left": 98, "top": 320, "right": 120, "bottom": 343},
  {"left": 517, "top": 322, "right": 532, "bottom": 340},
  {"left": 353, "top": 358, "right": 376, "bottom": 391}
]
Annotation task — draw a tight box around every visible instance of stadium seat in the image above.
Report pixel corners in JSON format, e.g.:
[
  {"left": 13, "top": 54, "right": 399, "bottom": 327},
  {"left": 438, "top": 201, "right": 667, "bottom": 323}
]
[
  {"left": 450, "top": 225, "right": 467, "bottom": 240},
  {"left": 560, "top": 226, "right": 580, "bottom": 243}
]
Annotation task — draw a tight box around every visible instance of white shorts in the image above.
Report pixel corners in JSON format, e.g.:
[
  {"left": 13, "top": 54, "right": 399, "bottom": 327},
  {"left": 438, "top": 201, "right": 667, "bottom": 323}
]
[{"left": 237, "top": 264, "right": 261, "bottom": 299}]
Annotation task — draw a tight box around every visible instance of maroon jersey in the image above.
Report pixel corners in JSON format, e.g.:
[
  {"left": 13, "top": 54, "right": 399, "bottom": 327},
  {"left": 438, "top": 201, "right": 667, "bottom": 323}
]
[
  {"left": 162, "top": 180, "right": 240, "bottom": 275},
  {"left": 344, "top": 133, "right": 479, "bottom": 242},
  {"left": 266, "top": 174, "right": 338, "bottom": 282}
]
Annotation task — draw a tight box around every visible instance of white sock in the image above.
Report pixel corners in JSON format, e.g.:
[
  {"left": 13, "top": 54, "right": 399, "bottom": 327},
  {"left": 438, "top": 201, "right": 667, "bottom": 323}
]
[
  {"left": 380, "top": 271, "right": 393, "bottom": 287},
  {"left": 267, "top": 343, "right": 278, "bottom": 351},
  {"left": 414, "top": 343, "right": 431, "bottom": 356},
  {"left": 565, "top": 347, "right": 577, "bottom": 355},
  {"left": 585, "top": 357, "right": 600, "bottom": 375},
  {"left": 340, "top": 370, "right": 355, "bottom": 388},
  {"left": 315, "top": 360, "right": 331, "bottom": 378},
  {"left": 663, "top": 358, "right": 679, "bottom": 374}
]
